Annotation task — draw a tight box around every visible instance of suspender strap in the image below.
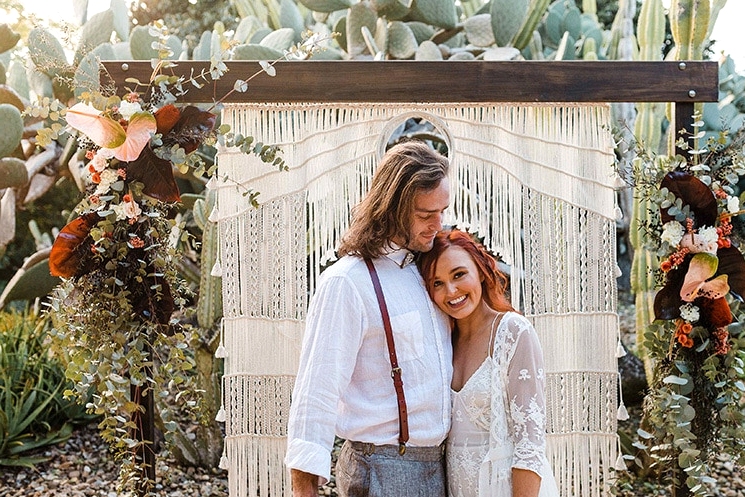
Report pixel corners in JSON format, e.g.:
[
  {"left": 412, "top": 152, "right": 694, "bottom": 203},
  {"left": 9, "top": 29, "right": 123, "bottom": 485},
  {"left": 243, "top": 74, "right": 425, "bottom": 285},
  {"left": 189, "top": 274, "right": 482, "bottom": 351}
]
[{"left": 364, "top": 258, "right": 409, "bottom": 455}]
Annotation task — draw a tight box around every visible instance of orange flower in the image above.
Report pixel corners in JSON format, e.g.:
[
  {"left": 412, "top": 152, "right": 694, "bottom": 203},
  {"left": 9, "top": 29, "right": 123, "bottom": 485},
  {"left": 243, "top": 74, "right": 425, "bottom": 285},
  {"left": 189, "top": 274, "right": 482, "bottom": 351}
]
[
  {"left": 129, "top": 236, "right": 145, "bottom": 248},
  {"left": 91, "top": 172, "right": 101, "bottom": 184},
  {"left": 677, "top": 334, "right": 694, "bottom": 348},
  {"left": 660, "top": 260, "right": 672, "bottom": 272}
]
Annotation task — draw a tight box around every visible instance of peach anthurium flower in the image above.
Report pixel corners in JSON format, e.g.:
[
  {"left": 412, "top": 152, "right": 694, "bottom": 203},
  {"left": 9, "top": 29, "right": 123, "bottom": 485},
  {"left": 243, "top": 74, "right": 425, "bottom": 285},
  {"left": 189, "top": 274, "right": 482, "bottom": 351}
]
[
  {"left": 65, "top": 103, "right": 156, "bottom": 162},
  {"left": 66, "top": 103, "right": 126, "bottom": 148},
  {"left": 680, "top": 252, "right": 730, "bottom": 302},
  {"left": 110, "top": 111, "right": 157, "bottom": 162}
]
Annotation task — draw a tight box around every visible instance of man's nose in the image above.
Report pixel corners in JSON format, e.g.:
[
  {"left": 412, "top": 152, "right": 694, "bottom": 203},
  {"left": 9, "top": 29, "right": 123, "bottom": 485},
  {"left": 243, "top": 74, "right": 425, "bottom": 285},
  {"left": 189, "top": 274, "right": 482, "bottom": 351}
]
[{"left": 432, "top": 212, "right": 443, "bottom": 232}]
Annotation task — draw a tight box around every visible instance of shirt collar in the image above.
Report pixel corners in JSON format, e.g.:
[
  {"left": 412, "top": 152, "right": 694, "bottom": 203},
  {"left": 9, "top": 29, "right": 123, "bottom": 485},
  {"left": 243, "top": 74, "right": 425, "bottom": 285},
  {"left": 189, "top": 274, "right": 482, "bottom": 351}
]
[{"left": 385, "top": 243, "right": 419, "bottom": 268}]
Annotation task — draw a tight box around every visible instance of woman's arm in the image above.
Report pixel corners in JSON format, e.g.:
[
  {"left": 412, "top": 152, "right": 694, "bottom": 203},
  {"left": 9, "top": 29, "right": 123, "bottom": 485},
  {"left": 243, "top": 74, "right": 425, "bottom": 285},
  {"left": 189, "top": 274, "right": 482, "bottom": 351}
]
[
  {"left": 504, "top": 315, "right": 549, "bottom": 496},
  {"left": 512, "top": 468, "right": 541, "bottom": 497}
]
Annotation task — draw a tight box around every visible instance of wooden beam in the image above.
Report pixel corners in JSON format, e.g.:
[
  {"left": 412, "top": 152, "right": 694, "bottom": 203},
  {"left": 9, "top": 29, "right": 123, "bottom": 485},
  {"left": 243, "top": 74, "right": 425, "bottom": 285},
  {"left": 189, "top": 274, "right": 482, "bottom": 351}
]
[{"left": 101, "top": 60, "right": 718, "bottom": 104}]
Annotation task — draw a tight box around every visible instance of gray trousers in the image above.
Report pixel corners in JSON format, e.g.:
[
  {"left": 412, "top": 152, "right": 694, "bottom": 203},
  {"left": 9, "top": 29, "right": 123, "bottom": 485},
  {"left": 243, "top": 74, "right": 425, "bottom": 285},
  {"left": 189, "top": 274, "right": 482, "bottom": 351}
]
[{"left": 336, "top": 440, "right": 446, "bottom": 497}]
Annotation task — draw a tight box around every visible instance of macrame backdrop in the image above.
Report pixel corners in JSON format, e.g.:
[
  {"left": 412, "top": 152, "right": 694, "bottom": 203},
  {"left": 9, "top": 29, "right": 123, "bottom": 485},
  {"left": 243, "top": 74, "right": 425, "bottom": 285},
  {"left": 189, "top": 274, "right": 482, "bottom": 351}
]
[{"left": 211, "top": 102, "right": 624, "bottom": 497}]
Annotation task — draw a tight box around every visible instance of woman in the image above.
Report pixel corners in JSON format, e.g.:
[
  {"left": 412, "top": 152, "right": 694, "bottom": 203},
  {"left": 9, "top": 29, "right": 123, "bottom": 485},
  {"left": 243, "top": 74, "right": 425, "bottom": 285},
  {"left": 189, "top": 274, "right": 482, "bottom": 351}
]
[{"left": 418, "top": 229, "right": 559, "bottom": 497}]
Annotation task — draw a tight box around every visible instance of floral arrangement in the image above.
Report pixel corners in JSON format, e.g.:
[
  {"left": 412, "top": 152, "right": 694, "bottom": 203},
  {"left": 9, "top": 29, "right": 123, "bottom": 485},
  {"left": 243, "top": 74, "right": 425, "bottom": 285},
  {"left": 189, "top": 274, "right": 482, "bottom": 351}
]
[
  {"left": 630, "top": 120, "right": 745, "bottom": 494},
  {"left": 32, "top": 23, "right": 329, "bottom": 492}
]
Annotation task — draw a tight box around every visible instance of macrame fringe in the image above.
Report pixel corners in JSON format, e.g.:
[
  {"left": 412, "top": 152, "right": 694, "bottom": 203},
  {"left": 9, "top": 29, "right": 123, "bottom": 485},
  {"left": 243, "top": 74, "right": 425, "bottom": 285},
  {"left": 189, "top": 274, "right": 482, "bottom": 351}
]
[
  {"left": 225, "top": 435, "right": 291, "bottom": 497},
  {"left": 547, "top": 433, "right": 618, "bottom": 497}
]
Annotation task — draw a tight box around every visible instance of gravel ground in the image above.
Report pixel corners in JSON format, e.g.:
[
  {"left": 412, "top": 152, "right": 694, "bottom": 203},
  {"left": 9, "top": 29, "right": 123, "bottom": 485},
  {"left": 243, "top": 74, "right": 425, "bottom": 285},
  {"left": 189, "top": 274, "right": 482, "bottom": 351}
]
[
  {"left": 0, "top": 423, "right": 227, "bottom": 497},
  {"left": 1, "top": 295, "right": 742, "bottom": 496}
]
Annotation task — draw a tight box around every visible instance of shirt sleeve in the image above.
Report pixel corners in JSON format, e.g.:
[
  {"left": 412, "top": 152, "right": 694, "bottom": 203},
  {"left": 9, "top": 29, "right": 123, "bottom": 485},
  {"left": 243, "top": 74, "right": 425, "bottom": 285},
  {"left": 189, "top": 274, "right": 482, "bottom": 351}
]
[
  {"left": 504, "top": 316, "right": 548, "bottom": 476},
  {"left": 284, "top": 272, "right": 365, "bottom": 483}
]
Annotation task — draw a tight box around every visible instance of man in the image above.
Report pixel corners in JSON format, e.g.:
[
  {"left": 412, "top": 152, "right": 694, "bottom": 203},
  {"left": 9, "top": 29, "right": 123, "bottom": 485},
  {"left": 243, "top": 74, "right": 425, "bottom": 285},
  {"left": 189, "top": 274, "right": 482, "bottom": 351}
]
[{"left": 285, "top": 140, "right": 453, "bottom": 497}]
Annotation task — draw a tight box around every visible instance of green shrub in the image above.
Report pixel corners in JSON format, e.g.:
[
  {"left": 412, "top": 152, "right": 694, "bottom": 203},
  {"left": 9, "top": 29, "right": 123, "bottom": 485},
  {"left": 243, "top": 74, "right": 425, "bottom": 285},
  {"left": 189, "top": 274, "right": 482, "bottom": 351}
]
[{"left": 0, "top": 311, "right": 95, "bottom": 467}]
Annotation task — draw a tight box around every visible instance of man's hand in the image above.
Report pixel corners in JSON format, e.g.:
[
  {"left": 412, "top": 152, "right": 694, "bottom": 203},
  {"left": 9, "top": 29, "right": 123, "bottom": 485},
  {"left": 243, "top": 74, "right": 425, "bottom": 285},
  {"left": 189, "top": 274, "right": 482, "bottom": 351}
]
[{"left": 290, "top": 468, "right": 320, "bottom": 497}]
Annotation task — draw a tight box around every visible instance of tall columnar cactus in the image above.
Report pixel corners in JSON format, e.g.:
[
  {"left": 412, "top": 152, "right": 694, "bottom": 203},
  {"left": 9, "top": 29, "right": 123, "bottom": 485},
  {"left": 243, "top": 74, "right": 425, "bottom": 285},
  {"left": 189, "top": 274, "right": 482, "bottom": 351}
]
[
  {"left": 194, "top": 190, "right": 223, "bottom": 330},
  {"left": 667, "top": 0, "right": 718, "bottom": 150},
  {"left": 630, "top": 0, "right": 666, "bottom": 382},
  {"left": 669, "top": 0, "right": 711, "bottom": 60}
]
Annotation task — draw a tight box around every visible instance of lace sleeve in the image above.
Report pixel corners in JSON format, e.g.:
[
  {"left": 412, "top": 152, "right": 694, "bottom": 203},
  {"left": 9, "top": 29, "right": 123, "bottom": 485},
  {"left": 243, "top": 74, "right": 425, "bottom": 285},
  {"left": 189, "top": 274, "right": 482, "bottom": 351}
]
[{"left": 504, "top": 315, "right": 548, "bottom": 476}]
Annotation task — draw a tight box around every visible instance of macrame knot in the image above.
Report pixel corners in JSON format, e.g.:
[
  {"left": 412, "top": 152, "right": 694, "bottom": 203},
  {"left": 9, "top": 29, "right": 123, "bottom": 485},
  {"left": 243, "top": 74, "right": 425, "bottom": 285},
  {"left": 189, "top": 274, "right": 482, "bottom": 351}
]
[{"left": 215, "top": 344, "right": 228, "bottom": 358}]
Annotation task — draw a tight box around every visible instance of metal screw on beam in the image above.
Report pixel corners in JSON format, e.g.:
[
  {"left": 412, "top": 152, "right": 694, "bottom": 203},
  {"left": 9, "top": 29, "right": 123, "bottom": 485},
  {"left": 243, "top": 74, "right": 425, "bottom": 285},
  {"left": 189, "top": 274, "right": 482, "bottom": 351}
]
[
  {"left": 678, "top": 62, "right": 687, "bottom": 70},
  {"left": 121, "top": 63, "right": 129, "bottom": 71},
  {"left": 688, "top": 90, "right": 697, "bottom": 98}
]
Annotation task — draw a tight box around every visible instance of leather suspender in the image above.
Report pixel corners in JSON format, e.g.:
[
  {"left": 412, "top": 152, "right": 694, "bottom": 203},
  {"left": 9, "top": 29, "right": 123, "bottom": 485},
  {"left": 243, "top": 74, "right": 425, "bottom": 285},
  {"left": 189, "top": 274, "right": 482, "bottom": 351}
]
[{"left": 364, "top": 258, "right": 409, "bottom": 455}]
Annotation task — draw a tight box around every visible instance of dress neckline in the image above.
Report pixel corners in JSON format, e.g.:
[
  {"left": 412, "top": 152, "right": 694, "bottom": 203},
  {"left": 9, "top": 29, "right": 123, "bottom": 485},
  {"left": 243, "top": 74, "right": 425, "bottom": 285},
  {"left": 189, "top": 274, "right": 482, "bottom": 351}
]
[
  {"left": 451, "top": 312, "right": 502, "bottom": 393},
  {"left": 451, "top": 356, "right": 489, "bottom": 394}
]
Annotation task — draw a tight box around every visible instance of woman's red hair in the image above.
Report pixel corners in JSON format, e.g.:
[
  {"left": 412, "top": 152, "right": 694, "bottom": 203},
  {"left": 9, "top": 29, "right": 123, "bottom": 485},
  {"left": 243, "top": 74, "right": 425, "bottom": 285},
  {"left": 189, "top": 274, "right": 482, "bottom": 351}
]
[{"left": 417, "top": 229, "right": 515, "bottom": 313}]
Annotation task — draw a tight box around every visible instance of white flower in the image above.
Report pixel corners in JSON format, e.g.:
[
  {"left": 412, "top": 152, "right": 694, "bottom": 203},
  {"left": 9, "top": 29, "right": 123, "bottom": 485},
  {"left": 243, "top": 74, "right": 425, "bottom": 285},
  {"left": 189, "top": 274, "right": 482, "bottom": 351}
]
[
  {"left": 698, "top": 226, "right": 719, "bottom": 246},
  {"left": 680, "top": 227, "right": 719, "bottom": 254},
  {"left": 679, "top": 303, "right": 700, "bottom": 323},
  {"left": 727, "top": 195, "right": 740, "bottom": 214},
  {"left": 661, "top": 221, "right": 685, "bottom": 247},
  {"left": 113, "top": 199, "right": 142, "bottom": 221},
  {"left": 118, "top": 100, "right": 142, "bottom": 120},
  {"left": 90, "top": 149, "right": 112, "bottom": 172},
  {"left": 94, "top": 168, "right": 119, "bottom": 194}
]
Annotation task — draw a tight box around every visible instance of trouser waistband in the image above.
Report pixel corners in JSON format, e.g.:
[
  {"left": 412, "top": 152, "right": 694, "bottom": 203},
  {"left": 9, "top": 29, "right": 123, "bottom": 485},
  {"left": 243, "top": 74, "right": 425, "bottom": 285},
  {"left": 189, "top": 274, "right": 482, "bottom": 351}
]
[{"left": 346, "top": 440, "right": 445, "bottom": 460}]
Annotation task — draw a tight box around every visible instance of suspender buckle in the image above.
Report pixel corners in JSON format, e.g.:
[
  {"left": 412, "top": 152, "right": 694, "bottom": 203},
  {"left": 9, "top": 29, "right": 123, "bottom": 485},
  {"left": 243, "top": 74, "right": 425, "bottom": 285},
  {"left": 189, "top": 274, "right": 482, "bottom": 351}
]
[
  {"left": 398, "top": 443, "right": 406, "bottom": 455},
  {"left": 391, "top": 367, "right": 401, "bottom": 378}
]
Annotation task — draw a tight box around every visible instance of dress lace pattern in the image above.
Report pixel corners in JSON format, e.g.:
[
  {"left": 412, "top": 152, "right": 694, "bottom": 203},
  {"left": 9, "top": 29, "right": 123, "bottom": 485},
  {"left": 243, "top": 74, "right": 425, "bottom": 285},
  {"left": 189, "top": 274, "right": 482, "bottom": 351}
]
[{"left": 446, "top": 312, "right": 560, "bottom": 497}]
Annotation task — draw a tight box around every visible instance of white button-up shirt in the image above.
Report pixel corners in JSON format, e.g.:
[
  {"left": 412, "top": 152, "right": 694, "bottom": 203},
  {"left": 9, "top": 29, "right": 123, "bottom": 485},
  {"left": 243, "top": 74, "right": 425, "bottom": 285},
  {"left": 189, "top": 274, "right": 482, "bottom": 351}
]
[{"left": 285, "top": 248, "right": 452, "bottom": 482}]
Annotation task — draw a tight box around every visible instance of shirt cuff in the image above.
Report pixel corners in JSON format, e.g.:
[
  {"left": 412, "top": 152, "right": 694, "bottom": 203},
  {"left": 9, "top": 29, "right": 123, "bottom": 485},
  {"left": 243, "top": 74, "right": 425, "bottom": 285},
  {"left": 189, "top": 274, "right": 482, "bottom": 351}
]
[{"left": 285, "top": 438, "right": 331, "bottom": 484}]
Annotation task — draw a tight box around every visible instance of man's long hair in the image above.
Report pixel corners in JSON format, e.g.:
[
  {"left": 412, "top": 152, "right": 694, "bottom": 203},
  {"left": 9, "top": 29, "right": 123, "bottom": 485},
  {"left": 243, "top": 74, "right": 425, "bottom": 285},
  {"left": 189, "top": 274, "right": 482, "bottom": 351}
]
[{"left": 337, "top": 141, "right": 449, "bottom": 260}]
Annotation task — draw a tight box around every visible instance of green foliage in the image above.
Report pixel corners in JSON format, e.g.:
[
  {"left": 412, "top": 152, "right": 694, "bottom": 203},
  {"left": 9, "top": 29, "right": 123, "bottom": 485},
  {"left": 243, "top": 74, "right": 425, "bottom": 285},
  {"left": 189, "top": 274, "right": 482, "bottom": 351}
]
[
  {"left": 628, "top": 125, "right": 745, "bottom": 494},
  {"left": 0, "top": 311, "right": 92, "bottom": 467}
]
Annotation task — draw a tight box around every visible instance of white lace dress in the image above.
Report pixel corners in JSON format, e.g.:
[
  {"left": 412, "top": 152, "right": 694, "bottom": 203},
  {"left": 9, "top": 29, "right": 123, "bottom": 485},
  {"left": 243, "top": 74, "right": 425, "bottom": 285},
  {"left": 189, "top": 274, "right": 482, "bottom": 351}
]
[{"left": 446, "top": 312, "right": 559, "bottom": 497}]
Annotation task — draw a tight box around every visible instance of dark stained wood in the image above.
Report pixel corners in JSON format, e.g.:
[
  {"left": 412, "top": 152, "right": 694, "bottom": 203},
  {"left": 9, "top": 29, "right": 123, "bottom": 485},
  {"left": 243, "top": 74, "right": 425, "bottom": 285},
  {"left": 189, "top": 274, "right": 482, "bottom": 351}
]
[
  {"left": 101, "top": 60, "right": 718, "bottom": 104},
  {"left": 675, "top": 101, "right": 696, "bottom": 157}
]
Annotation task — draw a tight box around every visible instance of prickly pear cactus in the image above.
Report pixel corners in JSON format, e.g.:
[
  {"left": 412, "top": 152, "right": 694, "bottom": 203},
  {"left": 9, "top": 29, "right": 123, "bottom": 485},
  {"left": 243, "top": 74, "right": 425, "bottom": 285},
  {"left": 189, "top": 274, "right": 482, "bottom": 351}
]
[
  {"left": 0, "top": 104, "right": 22, "bottom": 158},
  {"left": 0, "top": 24, "right": 21, "bottom": 53},
  {"left": 0, "top": 158, "right": 27, "bottom": 189}
]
